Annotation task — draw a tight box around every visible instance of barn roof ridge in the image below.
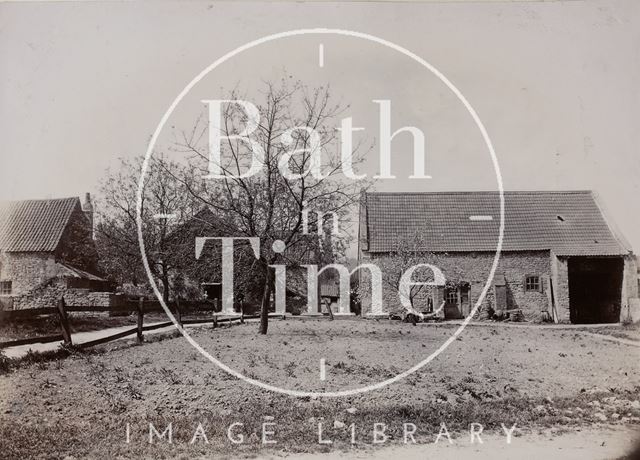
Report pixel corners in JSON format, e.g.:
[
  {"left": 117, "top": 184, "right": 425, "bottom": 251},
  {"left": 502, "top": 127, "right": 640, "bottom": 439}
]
[{"left": 364, "top": 190, "right": 593, "bottom": 196}]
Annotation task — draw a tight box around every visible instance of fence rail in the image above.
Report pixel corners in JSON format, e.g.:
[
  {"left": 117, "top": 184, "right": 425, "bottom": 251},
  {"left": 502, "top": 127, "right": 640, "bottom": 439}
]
[
  {"left": 0, "top": 300, "right": 218, "bottom": 320},
  {"left": 0, "top": 298, "right": 267, "bottom": 351},
  {"left": 0, "top": 334, "right": 64, "bottom": 349},
  {"left": 0, "top": 307, "right": 58, "bottom": 321}
]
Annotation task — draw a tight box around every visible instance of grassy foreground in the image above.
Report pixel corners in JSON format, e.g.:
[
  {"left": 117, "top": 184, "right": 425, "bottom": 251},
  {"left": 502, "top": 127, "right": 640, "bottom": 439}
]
[{"left": 1, "top": 320, "right": 639, "bottom": 458}]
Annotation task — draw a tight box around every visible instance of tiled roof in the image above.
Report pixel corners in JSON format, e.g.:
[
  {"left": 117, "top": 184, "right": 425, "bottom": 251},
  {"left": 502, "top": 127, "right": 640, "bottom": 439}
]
[
  {"left": 57, "top": 262, "right": 105, "bottom": 281},
  {"left": 362, "top": 191, "right": 631, "bottom": 256},
  {"left": 0, "top": 197, "right": 81, "bottom": 252}
]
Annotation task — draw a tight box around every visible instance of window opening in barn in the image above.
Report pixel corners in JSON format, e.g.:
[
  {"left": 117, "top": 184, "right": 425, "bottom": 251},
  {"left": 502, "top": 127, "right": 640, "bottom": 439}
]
[
  {"left": 0, "top": 281, "right": 12, "bottom": 295},
  {"left": 525, "top": 275, "right": 541, "bottom": 292}
]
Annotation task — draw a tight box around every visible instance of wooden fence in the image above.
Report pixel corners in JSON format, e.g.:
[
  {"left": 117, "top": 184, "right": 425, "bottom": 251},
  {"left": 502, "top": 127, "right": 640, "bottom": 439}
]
[{"left": 0, "top": 298, "right": 270, "bottom": 351}]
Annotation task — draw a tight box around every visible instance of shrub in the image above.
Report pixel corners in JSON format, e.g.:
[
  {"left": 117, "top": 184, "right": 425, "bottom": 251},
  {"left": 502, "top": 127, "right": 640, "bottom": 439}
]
[{"left": 0, "top": 349, "right": 13, "bottom": 374}]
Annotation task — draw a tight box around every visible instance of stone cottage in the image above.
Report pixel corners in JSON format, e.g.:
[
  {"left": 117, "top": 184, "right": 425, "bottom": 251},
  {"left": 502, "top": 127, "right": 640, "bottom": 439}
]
[
  {"left": 0, "top": 194, "right": 114, "bottom": 310},
  {"left": 357, "top": 191, "right": 638, "bottom": 324}
]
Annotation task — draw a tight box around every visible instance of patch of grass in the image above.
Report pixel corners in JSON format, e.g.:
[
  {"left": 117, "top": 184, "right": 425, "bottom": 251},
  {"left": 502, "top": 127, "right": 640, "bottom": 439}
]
[
  {"left": 284, "top": 361, "right": 297, "bottom": 378},
  {"left": 159, "top": 367, "right": 182, "bottom": 384},
  {"left": 331, "top": 361, "right": 400, "bottom": 380},
  {"left": 3, "top": 321, "right": 639, "bottom": 458},
  {"left": 242, "top": 367, "right": 259, "bottom": 380},
  {"left": 3, "top": 389, "right": 638, "bottom": 459},
  {"left": 0, "top": 345, "right": 104, "bottom": 375},
  {"left": 0, "top": 349, "right": 12, "bottom": 374}
]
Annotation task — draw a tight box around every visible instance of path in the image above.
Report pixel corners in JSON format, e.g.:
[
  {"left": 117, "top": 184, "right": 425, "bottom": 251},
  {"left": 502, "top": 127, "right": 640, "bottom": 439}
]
[
  {"left": 442, "top": 320, "right": 640, "bottom": 347},
  {"left": 269, "top": 426, "right": 639, "bottom": 460},
  {"left": 2, "top": 321, "right": 173, "bottom": 358},
  {"left": 1, "top": 317, "right": 248, "bottom": 359}
]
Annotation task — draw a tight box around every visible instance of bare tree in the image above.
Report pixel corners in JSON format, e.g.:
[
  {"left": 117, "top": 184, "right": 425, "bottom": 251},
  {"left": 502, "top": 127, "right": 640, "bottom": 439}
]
[
  {"left": 96, "top": 156, "right": 200, "bottom": 302},
  {"left": 173, "top": 79, "right": 369, "bottom": 334}
]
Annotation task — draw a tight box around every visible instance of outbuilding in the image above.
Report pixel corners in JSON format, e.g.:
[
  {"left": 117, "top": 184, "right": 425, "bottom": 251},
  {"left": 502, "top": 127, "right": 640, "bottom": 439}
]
[
  {"left": 357, "top": 190, "right": 638, "bottom": 323},
  {"left": 0, "top": 194, "right": 113, "bottom": 310}
]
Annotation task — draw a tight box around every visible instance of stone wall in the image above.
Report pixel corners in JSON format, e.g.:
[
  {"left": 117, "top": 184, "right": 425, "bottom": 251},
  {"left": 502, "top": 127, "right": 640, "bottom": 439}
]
[
  {"left": 623, "top": 255, "right": 639, "bottom": 300},
  {"left": 0, "top": 250, "right": 116, "bottom": 310},
  {"left": 0, "top": 252, "right": 58, "bottom": 295},
  {"left": 553, "top": 255, "right": 570, "bottom": 322},
  {"left": 63, "top": 289, "right": 120, "bottom": 307},
  {"left": 358, "top": 250, "right": 553, "bottom": 322},
  {"left": 9, "top": 282, "right": 120, "bottom": 310},
  {"left": 619, "top": 255, "right": 638, "bottom": 322}
]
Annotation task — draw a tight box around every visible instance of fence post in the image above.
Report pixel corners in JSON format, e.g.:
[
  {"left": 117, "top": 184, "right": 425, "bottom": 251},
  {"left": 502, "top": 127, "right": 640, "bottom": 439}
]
[
  {"left": 57, "top": 297, "right": 72, "bottom": 346},
  {"left": 136, "top": 297, "right": 144, "bottom": 343}
]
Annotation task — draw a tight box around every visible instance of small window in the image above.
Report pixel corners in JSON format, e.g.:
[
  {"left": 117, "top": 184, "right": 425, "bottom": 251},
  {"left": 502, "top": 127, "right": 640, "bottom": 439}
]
[
  {"left": 0, "top": 281, "right": 12, "bottom": 295},
  {"left": 525, "top": 276, "right": 541, "bottom": 292},
  {"left": 446, "top": 289, "right": 458, "bottom": 304}
]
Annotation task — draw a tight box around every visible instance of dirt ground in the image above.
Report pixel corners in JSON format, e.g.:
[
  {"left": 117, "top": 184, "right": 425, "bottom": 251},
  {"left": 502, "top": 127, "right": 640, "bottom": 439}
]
[
  {"left": 580, "top": 323, "right": 640, "bottom": 342},
  {"left": 272, "top": 426, "right": 640, "bottom": 460},
  {"left": 1, "top": 319, "right": 639, "bottom": 459}
]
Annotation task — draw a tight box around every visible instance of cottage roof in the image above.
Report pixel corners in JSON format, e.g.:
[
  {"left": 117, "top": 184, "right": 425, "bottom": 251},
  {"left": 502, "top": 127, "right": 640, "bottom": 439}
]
[
  {"left": 56, "top": 262, "right": 106, "bottom": 281},
  {"left": 361, "top": 191, "right": 631, "bottom": 256},
  {"left": 0, "top": 197, "right": 81, "bottom": 252}
]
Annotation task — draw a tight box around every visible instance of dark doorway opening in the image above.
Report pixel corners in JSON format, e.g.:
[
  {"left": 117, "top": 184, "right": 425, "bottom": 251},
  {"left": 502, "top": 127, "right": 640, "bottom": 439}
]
[
  {"left": 568, "top": 257, "right": 623, "bottom": 324},
  {"left": 202, "top": 283, "right": 222, "bottom": 311},
  {"left": 444, "top": 283, "right": 470, "bottom": 319}
]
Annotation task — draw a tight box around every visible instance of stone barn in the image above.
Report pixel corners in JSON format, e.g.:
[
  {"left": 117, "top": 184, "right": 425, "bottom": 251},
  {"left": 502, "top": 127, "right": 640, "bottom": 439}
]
[
  {"left": 0, "top": 194, "right": 115, "bottom": 310},
  {"left": 357, "top": 191, "right": 638, "bottom": 324}
]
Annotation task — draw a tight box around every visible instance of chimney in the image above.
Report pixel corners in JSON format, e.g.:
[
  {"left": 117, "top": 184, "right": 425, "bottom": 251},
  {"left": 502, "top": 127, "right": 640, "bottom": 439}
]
[{"left": 82, "top": 192, "right": 94, "bottom": 238}]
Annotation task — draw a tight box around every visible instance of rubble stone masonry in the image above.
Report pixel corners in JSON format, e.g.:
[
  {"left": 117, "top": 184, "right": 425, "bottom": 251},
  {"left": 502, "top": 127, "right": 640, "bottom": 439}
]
[{"left": 359, "top": 250, "right": 552, "bottom": 321}]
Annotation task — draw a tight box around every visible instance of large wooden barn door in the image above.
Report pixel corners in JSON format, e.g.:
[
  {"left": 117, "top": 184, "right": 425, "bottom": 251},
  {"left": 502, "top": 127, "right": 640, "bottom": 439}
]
[
  {"left": 494, "top": 274, "right": 507, "bottom": 311},
  {"left": 568, "top": 257, "right": 623, "bottom": 323}
]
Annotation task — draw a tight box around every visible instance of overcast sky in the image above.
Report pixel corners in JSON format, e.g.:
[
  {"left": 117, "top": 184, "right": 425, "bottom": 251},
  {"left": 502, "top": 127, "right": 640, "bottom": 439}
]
[{"left": 1, "top": 0, "right": 638, "bottom": 252}]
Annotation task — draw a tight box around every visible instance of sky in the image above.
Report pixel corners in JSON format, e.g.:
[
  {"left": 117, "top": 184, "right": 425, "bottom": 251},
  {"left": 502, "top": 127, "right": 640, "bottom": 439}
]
[{"left": 1, "top": 0, "right": 639, "bottom": 253}]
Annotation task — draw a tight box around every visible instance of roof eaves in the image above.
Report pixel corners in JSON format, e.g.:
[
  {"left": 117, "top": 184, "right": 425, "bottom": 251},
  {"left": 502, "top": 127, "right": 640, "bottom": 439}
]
[{"left": 591, "top": 190, "right": 633, "bottom": 255}]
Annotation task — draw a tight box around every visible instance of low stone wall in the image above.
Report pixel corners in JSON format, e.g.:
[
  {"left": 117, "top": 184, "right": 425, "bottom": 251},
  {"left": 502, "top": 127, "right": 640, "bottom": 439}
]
[
  {"left": 8, "top": 283, "right": 120, "bottom": 310},
  {"left": 63, "top": 289, "right": 119, "bottom": 307}
]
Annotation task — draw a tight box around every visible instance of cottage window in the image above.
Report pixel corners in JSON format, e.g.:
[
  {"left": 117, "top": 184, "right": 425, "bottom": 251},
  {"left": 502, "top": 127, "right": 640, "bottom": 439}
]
[
  {"left": 525, "top": 275, "right": 541, "bottom": 292},
  {"left": 0, "top": 281, "right": 12, "bottom": 295},
  {"left": 445, "top": 289, "right": 458, "bottom": 304}
]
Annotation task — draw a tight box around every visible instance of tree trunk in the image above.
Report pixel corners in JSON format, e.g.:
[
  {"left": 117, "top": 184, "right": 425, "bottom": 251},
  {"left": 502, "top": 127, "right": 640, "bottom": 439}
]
[
  {"left": 324, "top": 298, "right": 334, "bottom": 321},
  {"left": 161, "top": 273, "right": 170, "bottom": 304},
  {"left": 258, "top": 269, "right": 272, "bottom": 335}
]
